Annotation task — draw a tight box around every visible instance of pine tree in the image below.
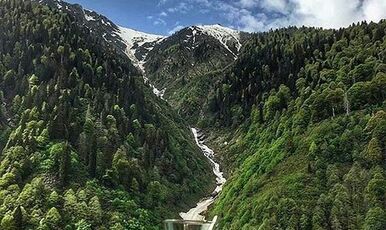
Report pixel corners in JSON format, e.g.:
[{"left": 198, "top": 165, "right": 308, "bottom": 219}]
[
  {"left": 12, "top": 206, "right": 23, "bottom": 230},
  {"left": 0, "top": 213, "right": 15, "bottom": 230},
  {"left": 363, "top": 138, "right": 383, "bottom": 166},
  {"left": 42, "top": 207, "right": 61, "bottom": 229},
  {"left": 363, "top": 207, "right": 386, "bottom": 230},
  {"left": 79, "top": 106, "right": 97, "bottom": 177},
  {"left": 112, "top": 147, "right": 131, "bottom": 188},
  {"left": 59, "top": 142, "right": 71, "bottom": 187},
  {"left": 88, "top": 196, "right": 102, "bottom": 225}
]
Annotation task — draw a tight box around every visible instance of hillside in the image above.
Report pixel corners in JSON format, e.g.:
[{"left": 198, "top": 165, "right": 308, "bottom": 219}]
[
  {"left": 144, "top": 25, "right": 251, "bottom": 121},
  {"left": 205, "top": 23, "right": 386, "bottom": 229},
  {"left": 0, "top": 1, "right": 214, "bottom": 229}
]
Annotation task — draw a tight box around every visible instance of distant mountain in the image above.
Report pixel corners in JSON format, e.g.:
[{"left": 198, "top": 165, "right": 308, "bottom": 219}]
[
  {"left": 37, "top": 0, "right": 163, "bottom": 70},
  {"left": 37, "top": 0, "right": 248, "bottom": 75},
  {"left": 37, "top": 0, "right": 251, "bottom": 120},
  {"left": 165, "top": 24, "right": 243, "bottom": 59},
  {"left": 116, "top": 24, "right": 246, "bottom": 74},
  {"left": 143, "top": 25, "right": 251, "bottom": 120}
]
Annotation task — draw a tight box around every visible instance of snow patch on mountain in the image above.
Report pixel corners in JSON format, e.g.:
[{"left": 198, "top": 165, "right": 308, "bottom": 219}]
[
  {"left": 84, "top": 14, "right": 95, "bottom": 22},
  {"left": 83, "top": 9, "right": 97, "bottom": 21},
  {"left": 143, "top": 76, "right": 166, "bottom": 99},
  {"left": 190, "top": 24, "right": 242, "bottom": 58},
  {"left": 115, "top": 27, "right": 166, "bottom": 99},
  {"left": 116, "top": 26, "right": 165, "bottom": 71}
]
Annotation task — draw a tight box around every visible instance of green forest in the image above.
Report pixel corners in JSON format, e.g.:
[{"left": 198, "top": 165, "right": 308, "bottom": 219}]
[
  {"left": 0, "top": 0, "right": 214, "bottom": 229},
  {"left": 205, "top": 22, "right": 386, "bottom": 229},
  {"left": 0, "top": 0, "right": 386, "bottom": 229},
  {"left": 143, "top": 19, "right": 386, "bottom": 230}
]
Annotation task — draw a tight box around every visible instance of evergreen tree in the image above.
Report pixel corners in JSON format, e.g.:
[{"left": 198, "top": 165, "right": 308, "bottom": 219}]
[{"left": 363, "top": 207, "right": 386, "bottom": 230}]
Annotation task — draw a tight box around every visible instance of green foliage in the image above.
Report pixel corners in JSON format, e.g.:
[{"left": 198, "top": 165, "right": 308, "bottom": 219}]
[
  {"left": 0, "top": 0, "right": 213, "bottom": 229},
  {"left": 363, "top": 207, "right": 386, "bottom": 230},
  {"left": 39, "top": 207, "right": 61, "bottom": 229},
  {"left": 207, "top": 21, "right": 386, "bottom": 127},
  {"left": 208, "top": 20, "right": 386, "bottom": 229},
  {"left": 1, "top": 1, "right": 385, "bottom": 229}
]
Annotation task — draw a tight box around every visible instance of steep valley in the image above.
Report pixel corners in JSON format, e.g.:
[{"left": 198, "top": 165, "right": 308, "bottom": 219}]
[
  {"left": 0, "top": 0, "right": 386, "bottom": 229},
  {"left": 140, "top": 16, "right": 386, "bottom": 230}
]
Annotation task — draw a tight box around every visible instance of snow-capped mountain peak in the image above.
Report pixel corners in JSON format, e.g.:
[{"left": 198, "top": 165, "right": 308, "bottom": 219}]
[
  {"left": 36, "top": 0, "right": 166, "bottom": 73},
  {"left": 37, "top": 0, "right": 244, "bottom": 69},
  {"left": 117, "top": 26, "right": 164, "bottom": 49}
]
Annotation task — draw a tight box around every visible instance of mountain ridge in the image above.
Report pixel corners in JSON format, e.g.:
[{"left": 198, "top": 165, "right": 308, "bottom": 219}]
[{"left": 37, "top": 0, "right": 247, "bottom": 78}]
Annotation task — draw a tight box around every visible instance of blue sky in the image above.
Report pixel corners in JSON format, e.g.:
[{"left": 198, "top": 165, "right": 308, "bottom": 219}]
[
  {"left": 65, "top": 0, "right": 237, "bottom": 35},
  {"left": 65, "top": 0, "right": 386, "bottom": 36}
]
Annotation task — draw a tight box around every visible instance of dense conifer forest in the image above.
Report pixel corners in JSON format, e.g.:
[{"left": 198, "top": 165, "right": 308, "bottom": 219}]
[
  {"left": 205, "top": 22, "right": 386, "bottom": 229},
  {"left": 0, "top": 0, "right": 213, "bottom": 229},
  {"left": 0, "top": 0, "right": 385, "bottom": 229},
  {"left": 142, "top": 13, "right": 386, "bottom": 230}
]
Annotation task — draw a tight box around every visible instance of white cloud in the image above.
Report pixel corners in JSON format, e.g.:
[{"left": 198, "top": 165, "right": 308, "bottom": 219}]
[
  {"left": 168, "top": 2, "right": 190, "bottom": 14},
  {"left": 160, "top": 11, "right": 168, "bottom": 17},
  {"left": 158, "top": 0, "right": 168, "bottom": 6},
  {"left": 168, "top": 25, "right": 185, "bottom": 35},
  {"left": 154, "top": 18, "right": 167, "bottom": 26},
  {"left": 363, "top": 0, "right": 386, "bottom": 22},
  {"left": 161, "top": 0, "right": 386, "bottom": 34},
  {"left": 190, "top": 0, "right": 211, "bottom": 7},
  {"left": 239, "top": 13, "right": 266, "bottom": 32},
  {"left": 261, "top": 0, "right": 288, "bottom": 13},
  {"left": 200, "top": 9, "right": 210, "bottom": 14},
  {"left": 225, "top": 0, "right": 386, "bottom": 32},
  {"left": 238, "top": 0, "right": 259, "bottom": 8},
  {"left": 293, "top": 0, "right": 363, "bottom": 28}
]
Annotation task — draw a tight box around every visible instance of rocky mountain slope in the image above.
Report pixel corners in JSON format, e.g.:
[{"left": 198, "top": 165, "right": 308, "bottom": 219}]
[
  {"left": 39, "top": 1, "right": 252, "bottom": 122},
  {"left": 117, "top": 26, "right": 165, "bottom": 71},
  {"left": 144, "top": 25, "right": 251, "bottom": 121},
  {"left": 37, "top": 0, "right": 166, "bottom": 66},
  {"left": 38, "top": 0, "right": 248, "bottom": 109}
]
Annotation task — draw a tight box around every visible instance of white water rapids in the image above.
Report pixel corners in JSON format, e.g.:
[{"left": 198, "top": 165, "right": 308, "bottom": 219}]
[{"left": 179, "top": 128, "right": 226, "bottom": 221}]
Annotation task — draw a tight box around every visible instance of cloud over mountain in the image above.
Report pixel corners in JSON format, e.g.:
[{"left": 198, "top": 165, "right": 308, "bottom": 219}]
[{"left": 157, "top": 0, "right": 386, "bottom": 32}]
